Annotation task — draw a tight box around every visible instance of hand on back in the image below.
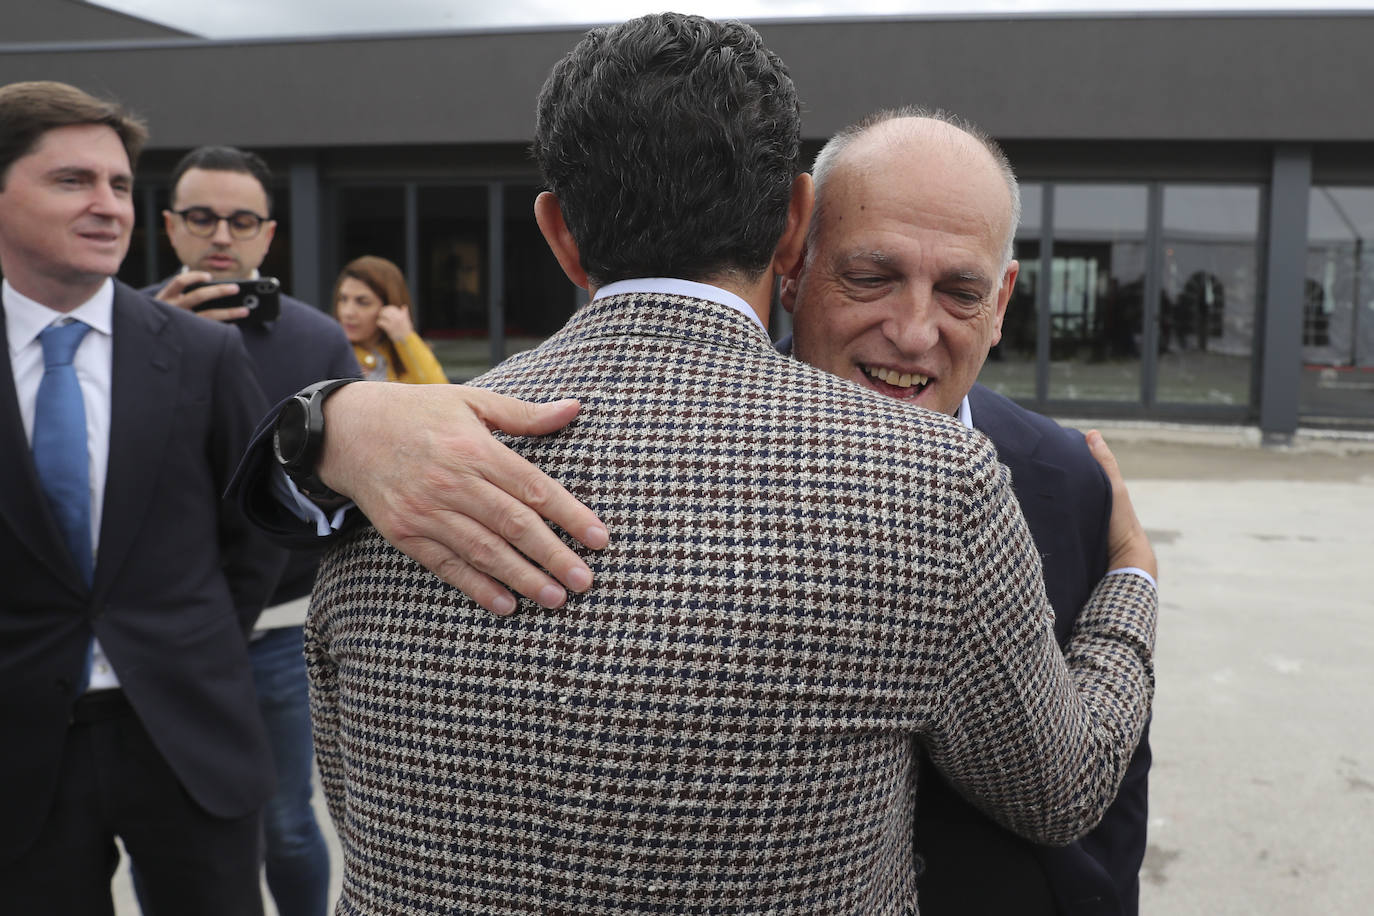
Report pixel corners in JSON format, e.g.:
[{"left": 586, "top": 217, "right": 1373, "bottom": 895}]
[
  {"left": 1086, "top": 430, "right": 1157, "bottom": 580},
  {"left": 316, "top": 383, "right": 610, "bottom": 615}
]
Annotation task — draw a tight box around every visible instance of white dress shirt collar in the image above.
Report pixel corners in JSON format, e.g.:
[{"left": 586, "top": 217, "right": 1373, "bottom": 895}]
[
  {"left": 956, "top": 394, "right": 973, "bottom": 430},
  {"left": 3, "top": 277, "right": 115, "bottom": 350},
  {"left": 593, "top": 277, "right": 764, "bottom": 332}
]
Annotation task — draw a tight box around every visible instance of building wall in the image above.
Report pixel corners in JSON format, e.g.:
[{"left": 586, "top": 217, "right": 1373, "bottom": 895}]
[{"left": 4, "top": 15, "right": 1374, "bottom": 149}]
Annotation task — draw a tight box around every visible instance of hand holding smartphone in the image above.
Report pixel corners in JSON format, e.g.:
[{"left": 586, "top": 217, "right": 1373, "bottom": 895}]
[{"left": 186, "top": 277, "right": 282, "bottom": 325}]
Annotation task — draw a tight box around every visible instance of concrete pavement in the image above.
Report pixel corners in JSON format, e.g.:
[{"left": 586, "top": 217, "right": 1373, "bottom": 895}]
[
  {"left": 1095, "top": 423, "right": 1374, "bottom": 915},
  {"left": 111, "top": 422, "right": 1374, "bottom": 914}
]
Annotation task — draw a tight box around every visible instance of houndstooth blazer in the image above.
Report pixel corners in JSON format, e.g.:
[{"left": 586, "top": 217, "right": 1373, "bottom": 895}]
[{"left": 307, "top": 291, "right": 1157, "bottom": 916}]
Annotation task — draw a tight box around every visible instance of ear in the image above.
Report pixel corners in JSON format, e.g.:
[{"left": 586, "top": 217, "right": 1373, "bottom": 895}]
[
  {"left": 534, "top": 192, "right": 588, "bottom": 290},
  {"left": 770, "top": 173, "right": 814, "bottom": 286},
  {"left": 779, "top": 238, "right": 808, "bottom": 315},
  {"left": 990, "top": 259, "right": 1019, "bottom": 347},
  {"left": 162, "top": 209, "right": 176, "bottom": 235},
  {"left": 262, "top": 219, "right": 277, "bottom": 248}
]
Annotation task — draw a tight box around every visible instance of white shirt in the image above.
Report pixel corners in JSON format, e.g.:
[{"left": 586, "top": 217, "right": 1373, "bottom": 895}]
[
  {"left": 594, "top": 277, "right": 764, "bottom": 331},
  {"left": 4, "top": 278, "right": 120, "bottom": 690}
]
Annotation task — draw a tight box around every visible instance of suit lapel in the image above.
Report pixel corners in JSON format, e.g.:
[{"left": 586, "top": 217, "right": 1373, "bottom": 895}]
[
  {"left": 0, "top": 308, "right": 89, "bottom": 590},
  {"left": 970, "top": 384, "right": 1058, "bottom": 502},
  {"left": 94, "top": 285, "right": 178, "bottom": 595}
]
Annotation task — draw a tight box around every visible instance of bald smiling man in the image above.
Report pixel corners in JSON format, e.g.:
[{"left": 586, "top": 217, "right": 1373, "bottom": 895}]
[{"left": 779, "top": 108, "right": 1150, "bottom": 916}]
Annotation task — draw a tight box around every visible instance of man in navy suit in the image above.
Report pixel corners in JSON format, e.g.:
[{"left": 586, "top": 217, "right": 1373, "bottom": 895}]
[
  {"left": 0, "top": 82, "right": 281, "bottom": 914},
  {"left": 143, "top": 145, "right": 359, "bottom": 916},
  {"left": 779, "top": 107, "right": 1150, "bottom": 916}
]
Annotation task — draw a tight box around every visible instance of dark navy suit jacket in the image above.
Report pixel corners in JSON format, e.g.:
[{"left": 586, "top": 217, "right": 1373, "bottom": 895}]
[
  {"left": 911, "top": 382, "right": 1150, "bottom": 916},
  {"left": 0, "top": 281, "right": 284, "bottom": 860},
  {"left": 142, "top": 281, "right": 361, "bottom": 604}
]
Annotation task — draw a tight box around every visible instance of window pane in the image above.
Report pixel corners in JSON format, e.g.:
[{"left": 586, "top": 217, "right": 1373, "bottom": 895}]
[
  {"left": 116, "top": 191, "right": 156, "bottom": 290},
  {"left": 1157, "top": 185, "right": 1260, "bottom": 407},
  {"left": 337, "top": 186, "right": 405, "bottom": 275},
  {"left": 503, "top": 184, "right": 578, "bottom": 359},
  {"left": 1304, "top": 187, "right": 1374, "bottom": 420},
  {"left": 982, "top": 182, "right": 1041, "bottom": 399},
  {"left": 1048, "top": 184, "right": 1149, "bottom": 402},
  {"left": 150, "top": 186, "right": 180, "bottom": 286},
  {"left": 259, "top": 187, "right": 293, "bottom": 294},
  {"left": 418, "top": 186, "right": 489, "bottom": 380}
]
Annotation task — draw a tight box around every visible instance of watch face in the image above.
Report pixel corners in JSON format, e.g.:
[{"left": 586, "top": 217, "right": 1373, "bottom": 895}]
[{"left": 273, "top": 397, "right": 310, "bottom": 467}]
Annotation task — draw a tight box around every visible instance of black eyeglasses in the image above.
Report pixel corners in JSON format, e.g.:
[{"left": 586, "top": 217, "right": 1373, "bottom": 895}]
[{"left": 172, "top": 206, "right": 269, "bottom": 240}]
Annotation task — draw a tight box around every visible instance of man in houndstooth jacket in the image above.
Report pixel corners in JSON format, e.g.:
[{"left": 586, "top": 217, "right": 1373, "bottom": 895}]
[{"left": 296, "top": 14, "right": 1158, "bottom": 914}]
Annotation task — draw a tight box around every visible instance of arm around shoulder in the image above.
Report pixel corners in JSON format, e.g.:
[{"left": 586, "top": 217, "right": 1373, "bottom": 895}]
[{"left": 924, "top": 442, "right": 1157, "bottom": 847}]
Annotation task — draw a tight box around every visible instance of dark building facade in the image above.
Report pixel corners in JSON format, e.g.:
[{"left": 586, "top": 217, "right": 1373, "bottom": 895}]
[{"left": 5, "top": 2, "right": 1374, "bottom": 437}]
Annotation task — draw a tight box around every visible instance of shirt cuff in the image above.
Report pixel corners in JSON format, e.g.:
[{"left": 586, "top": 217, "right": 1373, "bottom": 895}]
[
  {"left": 271, "top": 465, "right": 355, "bottom": 535},
  {"left": 1107, "top": 567, "right": 1158, "bottom": 591}
]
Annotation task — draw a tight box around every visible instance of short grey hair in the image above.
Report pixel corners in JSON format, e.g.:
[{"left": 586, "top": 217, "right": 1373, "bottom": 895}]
[{"left": 809, "top": 106, "right": 1021, "bottom": 269}]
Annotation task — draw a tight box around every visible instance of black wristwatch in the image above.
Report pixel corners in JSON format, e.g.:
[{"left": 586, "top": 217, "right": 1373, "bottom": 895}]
[{"left": 272, "top": 378, "right": 363, "bottom": 506}]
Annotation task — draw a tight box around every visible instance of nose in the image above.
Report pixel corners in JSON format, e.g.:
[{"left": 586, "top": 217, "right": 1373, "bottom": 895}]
[
  {"left": 89, "top": 180, "right": 127, "bottom": 217},
  {"left": 210, "top": 217, "right": 235, "bottom": 244},
  {"left": 884, "top": 284, "right": 940, "bottom": 356}
]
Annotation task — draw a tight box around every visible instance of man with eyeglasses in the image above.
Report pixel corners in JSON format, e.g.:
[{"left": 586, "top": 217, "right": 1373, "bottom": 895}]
[{"left": 142, "top": 145, "right": 358, "bottom": 916}]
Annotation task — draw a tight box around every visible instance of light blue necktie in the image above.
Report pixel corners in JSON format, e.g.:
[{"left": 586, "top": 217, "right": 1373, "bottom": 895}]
[{"left": 32, "top": 320, "right": 94, "bottom": 586}]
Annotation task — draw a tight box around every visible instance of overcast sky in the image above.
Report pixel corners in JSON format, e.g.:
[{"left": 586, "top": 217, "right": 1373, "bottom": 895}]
[{"left": 95, "top": 0, "right": 1374, "bottom": 40}]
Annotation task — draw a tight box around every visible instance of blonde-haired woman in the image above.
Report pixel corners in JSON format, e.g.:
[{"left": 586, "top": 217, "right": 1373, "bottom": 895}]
[{"left": 334, "top": 255, "right": 448, "bottom": 384}]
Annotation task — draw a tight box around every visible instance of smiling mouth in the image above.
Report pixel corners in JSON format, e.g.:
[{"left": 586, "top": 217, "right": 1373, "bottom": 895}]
[{"left": 861, "top": 364, "right": 930, "bottom": 399}]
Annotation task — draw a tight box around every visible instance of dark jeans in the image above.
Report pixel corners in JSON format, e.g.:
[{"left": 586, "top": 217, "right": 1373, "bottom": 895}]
[
  {"left": 1, "top": 690, "right": 263, "bottom": 916},
  {"left": 250, "top": 625, "right": 331, "bottom": 916}
]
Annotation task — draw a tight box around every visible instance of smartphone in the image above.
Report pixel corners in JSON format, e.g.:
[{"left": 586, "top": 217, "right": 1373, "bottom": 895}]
[{"left": 188, "top": 277, "right": 281, "bottom": 325}]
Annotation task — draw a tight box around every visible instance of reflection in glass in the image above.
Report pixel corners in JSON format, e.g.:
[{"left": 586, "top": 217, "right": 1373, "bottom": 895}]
[
  {"left": 982, "top": 183, "right": 1040, "bottom": 400},
  {"left": 1048, "top": 185, "right": 1148, "bottom": 402},
  {"left": 1157, "top": 185, "right": 1260, "bottom": 406},
  {"left": 1304, "top": 187, "right": 1374, "bottom": 420},
  {"left": 117, "top": 203, "right": 156, "bottom": 290},
  {"left": 258, "top": 189, "right": 294, "bottom": 295},
  {"left": 418, "top": 186, "right": 489, "bottom": 380}
]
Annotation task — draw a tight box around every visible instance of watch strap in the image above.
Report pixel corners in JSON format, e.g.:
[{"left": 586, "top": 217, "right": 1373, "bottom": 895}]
[{"left": 275, "top": 377, "right": 363, "bottom": 505}]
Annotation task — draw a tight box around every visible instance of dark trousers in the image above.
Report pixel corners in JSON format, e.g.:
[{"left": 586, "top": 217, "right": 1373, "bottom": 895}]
[
  {"left": 913, "top": 756, "right": 1058, "bottom": 916},
  {"left": 0, "top": 690, "right": 265, "bottom": 916},
  {"left": 250, "top": 626, "right": 330, "bottom": 916}
]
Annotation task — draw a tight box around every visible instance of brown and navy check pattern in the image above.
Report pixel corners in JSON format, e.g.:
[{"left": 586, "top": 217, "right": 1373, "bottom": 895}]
[{"left": 307, "top": 293, "right": 1157, "bottom": 915}]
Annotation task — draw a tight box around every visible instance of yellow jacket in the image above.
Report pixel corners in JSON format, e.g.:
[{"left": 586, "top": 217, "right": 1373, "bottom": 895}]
[{"left": 354, "top": 333, "right": 448, "bottom": 384}]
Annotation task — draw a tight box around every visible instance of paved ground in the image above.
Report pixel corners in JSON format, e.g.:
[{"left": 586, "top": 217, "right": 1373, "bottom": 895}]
[
  {"left": 112, "top": 422, "right": 1374, "bottom": 914},
  {"left": 1094, "top": 423, "right": 1374, "bottom": 916}
]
